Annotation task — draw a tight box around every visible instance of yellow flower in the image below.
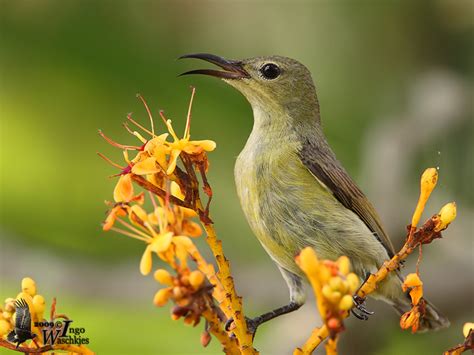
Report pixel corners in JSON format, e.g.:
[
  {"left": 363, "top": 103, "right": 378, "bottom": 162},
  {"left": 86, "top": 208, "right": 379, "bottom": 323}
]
[
  {"left": 164, "top": 119, "right": 216, "bottom": 175},
  {"left": 131, "top": 133, "right": 169, "bottom": 175},
  {"left": 140, "top": 232, "right": 174, "bottom": 275}
]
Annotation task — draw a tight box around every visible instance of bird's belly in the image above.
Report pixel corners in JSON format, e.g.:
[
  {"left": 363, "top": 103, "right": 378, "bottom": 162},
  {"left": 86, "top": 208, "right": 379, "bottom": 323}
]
[{"left": 235, "top": 145, "right": 389, "bottom": 278}]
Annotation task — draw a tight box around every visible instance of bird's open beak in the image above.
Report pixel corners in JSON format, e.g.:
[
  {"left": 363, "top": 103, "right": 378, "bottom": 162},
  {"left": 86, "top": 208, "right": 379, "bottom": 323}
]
[{"left": 179, "top": 53, "right": 250, "bottom": 79}]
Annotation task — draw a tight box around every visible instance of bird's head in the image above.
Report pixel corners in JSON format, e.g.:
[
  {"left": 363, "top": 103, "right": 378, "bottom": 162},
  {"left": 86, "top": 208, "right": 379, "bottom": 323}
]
[{"left": 180, "top": 53, "right": 321, "bottom": 126}]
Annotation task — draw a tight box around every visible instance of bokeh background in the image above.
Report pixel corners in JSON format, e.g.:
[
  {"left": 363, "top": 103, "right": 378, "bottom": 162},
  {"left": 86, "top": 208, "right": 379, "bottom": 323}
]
[{"left": 1, "top": 1, "right": 473, "bottom": 354}]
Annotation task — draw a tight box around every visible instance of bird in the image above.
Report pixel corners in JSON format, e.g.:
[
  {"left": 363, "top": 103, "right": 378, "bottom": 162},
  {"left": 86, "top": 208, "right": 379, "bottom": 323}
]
[
  {"left": 179, "top": 53, "right": 449, "bottom": 335},
  {"left": 7, "top": 298, "right": 37, "bottom": 348}
]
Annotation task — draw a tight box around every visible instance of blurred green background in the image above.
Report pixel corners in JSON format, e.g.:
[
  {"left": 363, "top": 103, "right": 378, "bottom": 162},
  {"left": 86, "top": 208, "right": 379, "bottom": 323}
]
[{"left": 1, "top": 1, "right": 473, "bottom": 354}]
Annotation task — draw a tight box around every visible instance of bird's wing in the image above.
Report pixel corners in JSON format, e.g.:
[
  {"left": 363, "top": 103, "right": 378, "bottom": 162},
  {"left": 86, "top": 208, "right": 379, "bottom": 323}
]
[
  {"left": 14, "top": 299, "right": 32, "bottom": 332},
  {"left": 299, "top": 139, "right": 395, "bottom": 258}
]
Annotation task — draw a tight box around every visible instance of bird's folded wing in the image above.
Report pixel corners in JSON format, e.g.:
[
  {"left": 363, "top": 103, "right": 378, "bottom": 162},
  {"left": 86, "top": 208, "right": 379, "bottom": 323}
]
[{"left": 299, "top": 139, "right": 395, "bottom": 258}]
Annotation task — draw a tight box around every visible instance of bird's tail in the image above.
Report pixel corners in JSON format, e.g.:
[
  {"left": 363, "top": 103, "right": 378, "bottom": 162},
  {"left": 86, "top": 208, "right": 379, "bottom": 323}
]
[{"left": 392, "top": 297, "right": 450, "bottom": 332}]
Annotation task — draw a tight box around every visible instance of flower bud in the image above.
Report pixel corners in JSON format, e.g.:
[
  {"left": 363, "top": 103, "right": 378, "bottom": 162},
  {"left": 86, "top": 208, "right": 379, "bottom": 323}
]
[
  {"left": 200, "top": 331, "right": 212, "bottom": 347},
  {"left": 2, "top": 312, "right": 11, "bottom": 320},
  {"left": 297, "top": 247, "right": 319, "bottom": 277},
  {"left": 322, "top": 285, "right": 333, "bottom": 299},
  {"left": 337, "top": 256, "right": 351, "bottom": 275},
  {"left": 0, "top": 319, "right": 11, "bottom": 336},
  {"left": 346, "top": 273, "right": 360, "bottom": 294},
  {"left": 435, "top": 202, "right": 457, "bottom": 232},
  {"left": 412, "top": 168, "right": 438, "bottom": 227},
  {"left": 318, "top": 266, "right": 331, "bottom": 283},
  {"left": 154, "top": 269, "right": 173, "bottom": 286},
  {"left": 189, "top": 271, "right": 205, "bottom": 289},
  {"left": 184, "top": 314, "right": 195, "bottom": 326},
  {"left": 32, "top": 295, "right": 46, "bottom": 317},
  {"left": 172, "top": 286, "right": 184, "bottom": 299},
  {"left": 140, "top": 247, "right": 153, "bottom": 276},
  {"left": 339, "top": 295, "right": 354, "bottom": 311},
  {"left": 153, "top": 289, "right": 171, "bottom": 307},
  {"left": 4, "top": 301, "right": 15, "bottom": 313},
  {"left": 329, "top": 277, "right": 343, "bottom": 291},
  {"left": 327, "top": 291, "right": 342, "bottom": 304},
  {"left": 327, "top": 317, "right": 341, "bottom": 330},
  {"left": 463, "top": 322, "right": 474, "bottom": 338},
  {"left": 421, "top": 168, "right": 438, "bottom": 195},
  {"left": 22, "top": 277, "right": 37, "bottom": 297}
]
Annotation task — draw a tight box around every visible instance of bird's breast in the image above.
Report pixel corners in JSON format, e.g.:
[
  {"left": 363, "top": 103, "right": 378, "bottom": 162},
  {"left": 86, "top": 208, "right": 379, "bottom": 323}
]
[
  {"left": 234, "top": 129, "right": 327, "bottom": 272},
  {"left": 234, "top": 126, "right": 388, "bottom": 277}
]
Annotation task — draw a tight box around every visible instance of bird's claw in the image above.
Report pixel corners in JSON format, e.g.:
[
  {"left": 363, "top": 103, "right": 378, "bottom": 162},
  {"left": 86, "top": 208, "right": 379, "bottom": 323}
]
[{"left": 351, "top": 295, "right": 374, "bottom": 320}]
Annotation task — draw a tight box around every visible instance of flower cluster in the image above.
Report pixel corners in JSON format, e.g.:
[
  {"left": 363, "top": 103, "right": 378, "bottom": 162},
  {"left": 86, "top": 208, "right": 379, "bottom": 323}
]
[
  {"left": 0, "top": 278, "right": 44, "bottom": 341},
  {"left": 296, "top": 249, "right": 360, "bottom": 337},
  {"left": 99, "top": 90, "right": 249, "bottom": 353}
]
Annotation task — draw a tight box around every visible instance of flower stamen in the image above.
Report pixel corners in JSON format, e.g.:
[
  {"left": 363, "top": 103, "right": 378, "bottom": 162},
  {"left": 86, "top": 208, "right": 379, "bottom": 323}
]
[
  {"left": 98, "top": 130, "right": 142, "bottom": 150},
  {"left": 126, "top": 113, "right": 154, "bottom": 137},
  {"left": 184, "top": 86, "right": 196, "bottom": 140},
  {"left": 116, "top": 217, "right": 152, "bottom": 240},
  {"left": 137, "top": 93, "right": 156, "bottom": 136},
  {"left": 97, "top": 152, "right": 126, "bottom": 170},
  {"left": 109, "top": 226, "right": 149, "bottom": 242}
]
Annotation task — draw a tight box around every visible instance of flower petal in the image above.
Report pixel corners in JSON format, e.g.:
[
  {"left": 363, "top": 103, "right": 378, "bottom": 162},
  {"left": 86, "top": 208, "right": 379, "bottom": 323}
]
[
  {"left": 171, "top": 182, "right": 185, "bottom": 200},
  {"left": 144, "top": 133, "right": 169, "bottom": 153},
  {"left": 132, "top": 157, "right": 162, "bottom": 175},
  {"left": 189, "top": 140, "right": 216, "bottom": 152},
  {"left": 103, "top": 206, "right": 127, "bottom": 231},
  {"left": 402, "top": 273, "right": 423, "bottom": 291},
  {"left": 129, "top": 205, "right": 149, "bottom": 225},
  {"left": 140, "top": 245, "right": 153, "bottom": 275},
  {"left": 182, "top": 220, "right": 202, "bottom": 237},
  {"left": 114, "top": 174, "right": 134, "bottom": 202},
  {"left": 166, "top": 149, "right": 181, "bottom": 175},
  {"left": 151, "top": 232, "right": 173, "bottom": 253},
  {"left": 409, "top": 286, "right": 423, "bottom": 306}
]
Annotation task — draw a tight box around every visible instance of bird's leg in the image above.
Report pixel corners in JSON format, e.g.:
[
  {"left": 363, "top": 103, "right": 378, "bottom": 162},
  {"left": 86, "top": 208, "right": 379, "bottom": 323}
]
[
  {"left": 351, "top": 272, "right": 374, "bottom": 320},
  {"left": 225, "top": 268, "right": 305, "bottom": 336}
]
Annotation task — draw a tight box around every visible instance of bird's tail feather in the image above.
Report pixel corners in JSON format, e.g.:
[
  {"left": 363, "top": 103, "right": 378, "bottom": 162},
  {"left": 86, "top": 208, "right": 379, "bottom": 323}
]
[{"left": 392, "top": 297, "right": 450, "bottom": 332}]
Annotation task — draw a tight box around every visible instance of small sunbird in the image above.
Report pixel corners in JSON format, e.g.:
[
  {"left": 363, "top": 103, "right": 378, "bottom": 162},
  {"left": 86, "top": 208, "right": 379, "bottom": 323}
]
[{"left": 180, "top": 53, "right": 449, "bottom": 334}]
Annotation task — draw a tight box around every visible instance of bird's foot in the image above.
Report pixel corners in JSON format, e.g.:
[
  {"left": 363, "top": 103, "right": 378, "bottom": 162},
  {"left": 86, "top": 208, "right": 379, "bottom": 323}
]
[
  {"left": 351, "top": 295, "right": 374, "bottom": 320},
  {"left": 224, "top": 316, "right": 261, "bottom": 337}
]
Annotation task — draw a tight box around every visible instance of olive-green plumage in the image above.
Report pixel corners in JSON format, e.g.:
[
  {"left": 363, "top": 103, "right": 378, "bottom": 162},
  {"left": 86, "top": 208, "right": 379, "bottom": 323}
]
[{"left": 180, "top": 53, "right": 449, "bottom": 334}]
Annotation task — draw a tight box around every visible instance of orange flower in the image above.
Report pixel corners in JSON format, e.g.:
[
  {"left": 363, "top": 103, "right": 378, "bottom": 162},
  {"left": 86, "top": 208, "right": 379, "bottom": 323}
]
[
  {"left": 131, "top": 133, "right": 169, "bottom": 175},
  {"left": 402, "top": 273, "right": 423, "bottom": 306},
  {"left": 400, "top": 307, "right": 421, "bottom": 333},
  {"left": 103, "top": 174, "right": 144, "bottom": 231}
]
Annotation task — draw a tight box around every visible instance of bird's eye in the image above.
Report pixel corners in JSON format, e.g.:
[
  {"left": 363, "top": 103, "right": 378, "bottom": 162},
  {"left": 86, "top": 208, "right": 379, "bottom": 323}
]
[{"left": 260, "top": 63, "right": 281, "bottom": 80}]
